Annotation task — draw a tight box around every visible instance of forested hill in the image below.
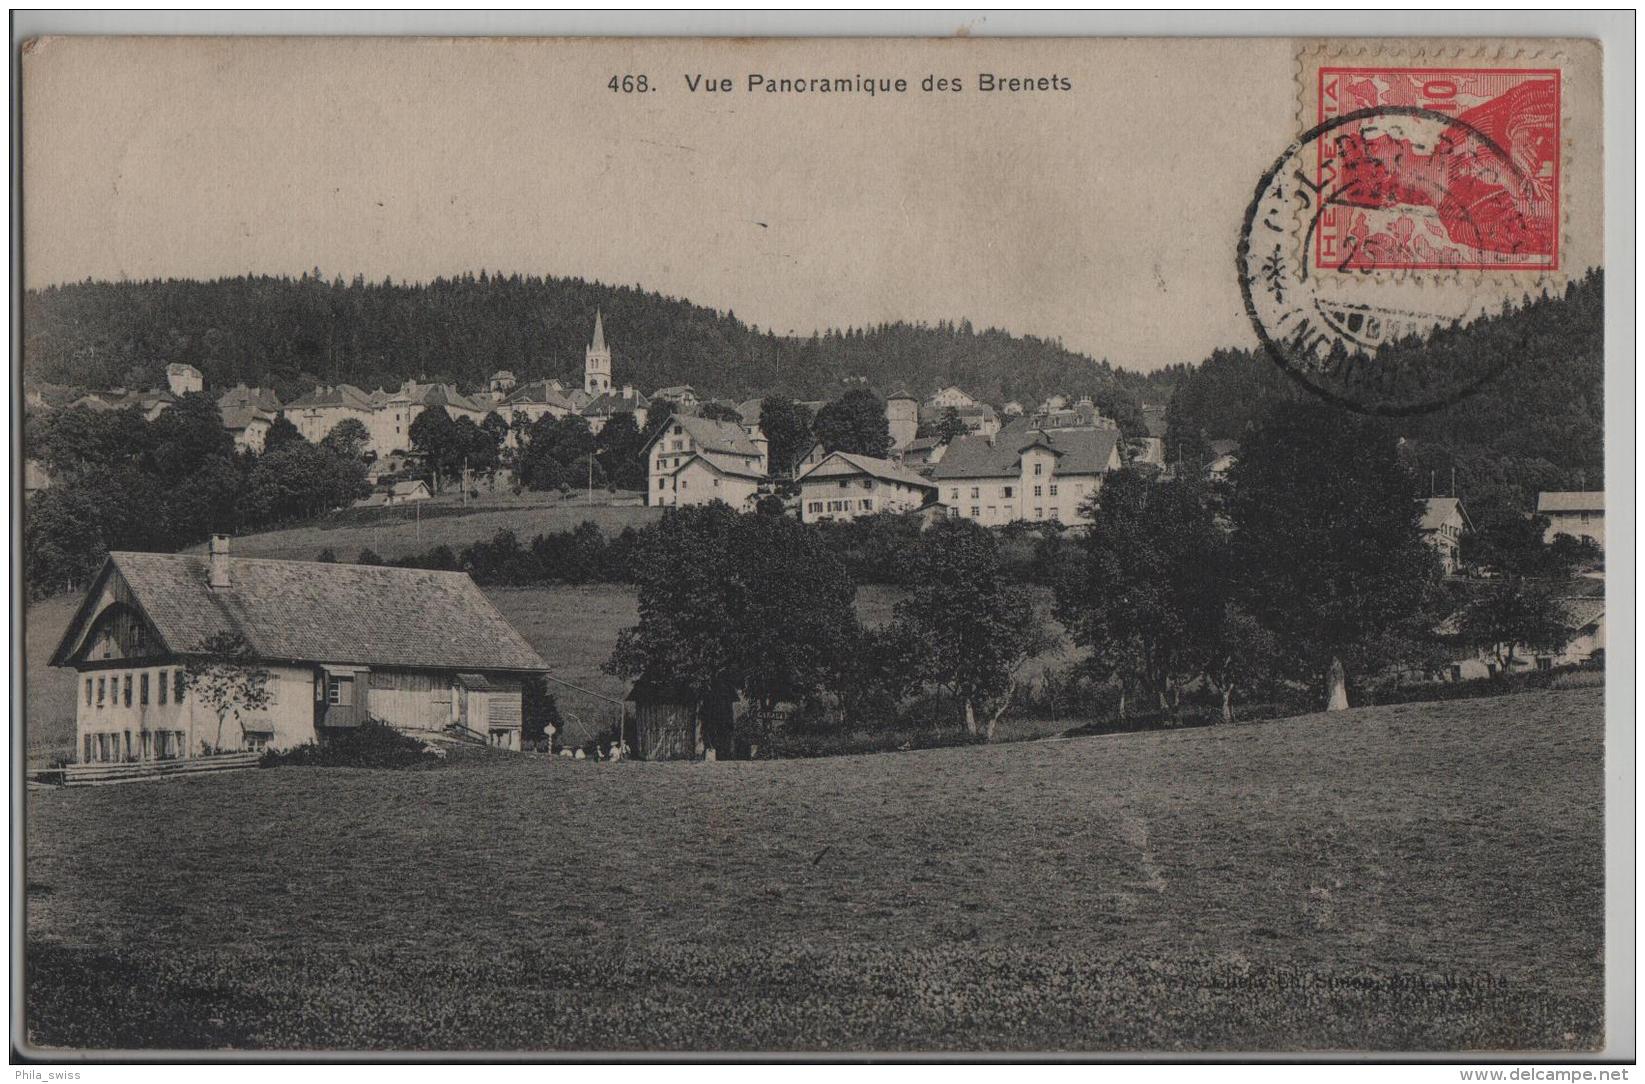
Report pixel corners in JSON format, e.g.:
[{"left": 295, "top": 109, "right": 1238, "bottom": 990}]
[
  {"left": 1165, "top": 269, "right": 1604, "bottom": 518},
  {"left": 23, "top": 273, "right": 1174, "bottom": 408}
]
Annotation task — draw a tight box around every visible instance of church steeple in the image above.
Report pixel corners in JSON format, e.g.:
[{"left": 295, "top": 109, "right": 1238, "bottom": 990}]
[{"left": 584, "top": 309, "right": 611, "bottom": 395}]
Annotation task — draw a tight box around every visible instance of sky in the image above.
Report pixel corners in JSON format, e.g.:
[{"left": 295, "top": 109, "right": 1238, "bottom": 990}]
[{"left": 22, "top": 36, "right": 1601, "bottom": 372}]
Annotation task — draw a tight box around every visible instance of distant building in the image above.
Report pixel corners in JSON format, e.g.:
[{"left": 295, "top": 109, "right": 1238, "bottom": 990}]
[
  {"left": 1026, "top": 400, "right": 1115, "bottom": 433},
  {"left": 797, "top": 451, "right": 938, "bottom": 524},
  {"left": 644, "top": 414, "right": 768, "bottom": 509},
  {"left": 500, "top": 380, "right": 577, "bottom": 438},
  {"left": 1417, "top": 496, "right": 1472, "bottom": 574},
  {"left": 884, "top": 388, "right": 920, "bottom": 450},
  {"left": 1204, "top": 439, "right": 1240, "bottom": 480},
  {"left": 220, "top": 407, "right": 276, "bottom": 454},
  {"left": 926, "top": 386, "right": 978, "bottom": 410},
  {"left": 49, "top": 538, "right": 548, "bottom": 761},
  {"left": 1001, "top": 401, "right": 1024, "bottom": 418},
  {"left": 72, "top": 388, "right": 177, "bottom": 421},
  {"left": 1537, "top": 491, "right": 1604, "bottom": 547},
  {"left": 217, "top": 384, "right": 282, "bottom": 415},
  {"left": 653, "top": 385, "right": 701, "bottom": 407},
  {"left": 582, "top": 386, "right": 650, "bottom": 436},
  {"left": 895, "top": 435, "right": 949, "bottom": 474},
  {"left": 931, "top": 427, "right": 1123, "bottom": 527},
  {"left": 490, "top": 370, "right": 518, "bottom": 394},
  {"left": 284, "top": 383, "right": 379, "bottom": 448},
  {"left": 165, "top": 363, "right": 203, "bottom": 397},
  {"left": 584, "top": 311, "right": 612, "bottom": 396},
  {"left": 920, "top": 401, "right": 1000, "bottom": 438},
  {"left": 790, "top": 440, "right": 829, "bottom": 479}
]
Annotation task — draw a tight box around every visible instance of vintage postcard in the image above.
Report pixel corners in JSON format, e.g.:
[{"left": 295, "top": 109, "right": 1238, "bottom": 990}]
[{"left": 14, "top": 29, "right": 1624, "bottom": 1062}]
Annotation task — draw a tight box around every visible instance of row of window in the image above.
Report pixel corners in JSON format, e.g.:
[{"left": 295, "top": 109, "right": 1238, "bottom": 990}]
[
  {"left": 967, "top": 506, "right": 1061, "bottom": 522},
  {"left": 83, "top": 729, "right": 188, "bottom": 763},
  {"left": 807, "top": 498, "right": 874, "bottom": 514},
  {"left": 85, "top": 669, "right": 185, "bottom": 710},
  {"left": 949, "top": 483, "right": 1061, "bottom": 501}
]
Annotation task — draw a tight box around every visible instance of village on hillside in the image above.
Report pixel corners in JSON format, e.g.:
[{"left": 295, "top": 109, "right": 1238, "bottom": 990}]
[{"left": 23, "top": 304, "right": 1606, "bottom": 776}]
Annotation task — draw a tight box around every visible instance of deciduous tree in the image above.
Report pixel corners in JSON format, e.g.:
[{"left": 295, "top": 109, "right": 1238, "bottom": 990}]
[
  {"left": 1227, "top": 400, "right": 1441, "bottom": 710},
  {"left": 814, "top": 388, "right": 893, "bottom": 459},
  {"left": 897, "top": 517, "right": 1049, "bottom": 736},
  {"left": 181, "top": 632, "right": 273, "bottom": 753}
]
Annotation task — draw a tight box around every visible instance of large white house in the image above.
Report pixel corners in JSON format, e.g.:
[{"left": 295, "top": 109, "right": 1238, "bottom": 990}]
[
  {"left": 1537, "top": 491, "right": 1604, "bottom": 547},
  {"left": 931, "top": 425, "right": 1123, "bottom": 527},
  {"left": 644, "top": 414, "right": 769, "bottom": 509},
  {"left": 797, "top": 451, "right": 938, "bottom": 523},
  {"left": 284, "top": 383, "right": 380, "bottom": 448}
]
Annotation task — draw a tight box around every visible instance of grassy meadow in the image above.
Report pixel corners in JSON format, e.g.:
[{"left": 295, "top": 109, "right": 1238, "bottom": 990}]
[
  {"left": 192, "top": 488, "right": 662, "bottom": 563},
  {"left": 24, "top": 687, "right": 1603, "bottom": 1052}
]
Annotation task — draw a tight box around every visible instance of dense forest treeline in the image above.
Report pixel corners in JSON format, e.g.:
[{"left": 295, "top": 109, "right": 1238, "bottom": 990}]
[
  {"left": 23, "top": 272, "right": 1177, "bottom": 408},
  {"left": 1165, "top": 269, "right": 1604, "bottom": 519}
]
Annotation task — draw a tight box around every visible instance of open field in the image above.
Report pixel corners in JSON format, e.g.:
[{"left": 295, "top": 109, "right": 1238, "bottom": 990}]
[
  {"left": 24, "top": 688, "right": 1604, "bottom": 1052},
  {"left": 200, "top": 489, "right": 661, "bottom": 563}
]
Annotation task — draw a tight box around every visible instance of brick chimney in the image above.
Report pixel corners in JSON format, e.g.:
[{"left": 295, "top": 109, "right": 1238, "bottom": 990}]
[{"left": 209, "top": 535, "right": 231, "bottom": 589}]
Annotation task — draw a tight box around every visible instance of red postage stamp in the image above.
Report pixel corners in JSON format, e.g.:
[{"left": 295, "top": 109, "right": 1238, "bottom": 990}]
[{"left": 1314, "top": 67, "right": 1561, "bottom": 272}]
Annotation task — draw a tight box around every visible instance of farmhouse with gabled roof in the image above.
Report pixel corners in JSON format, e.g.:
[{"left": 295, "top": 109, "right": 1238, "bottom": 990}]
[
  {"left": 797, "top": 451, "right": 937, "bottom": 523},
  {"left": 643, "top": 413, "right": 769, "bottom": 509},
  {"left": 50, "top": 538, "right": 548, "bottom": 762}
]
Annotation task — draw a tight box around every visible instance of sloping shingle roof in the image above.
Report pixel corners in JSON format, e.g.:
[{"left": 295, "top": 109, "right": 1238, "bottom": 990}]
[
  {"left": 1417, "top": 497, "right": 1467, "bottom": 532},
  {"left": 931, "top": 428, "right": 1121, "bottom": 480},
  {"left": 677, "top": 451, "right": 766, "bottom": 482},
  {"left": 502, "top": 381, "right": 577, "bottom": 412},
  {"left": 1537, "top": 491, "right": 1605, "bottom": 514},
  {"left": 800, "top": 451, "right": 938, "bottom": 491},
  {"left": 582, "top": 390, "right": 649, "bottom": 417},
  {"left": 286, "top": 384, "right": 376, "bottom": 411},
  {"left": 218, "top": 385, "right": 283, "bottom": 413},
  {"left": 644, "top": 413, "right": 763, "bottom": 459},
  {"left": 53, "top": 552, "right": 546, "bottom": 672},
  {"left": 220, "top": 406, "right": 274, "bottom": 433}
]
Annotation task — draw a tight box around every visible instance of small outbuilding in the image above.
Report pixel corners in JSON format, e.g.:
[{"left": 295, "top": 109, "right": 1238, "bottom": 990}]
[{"left": 624, "top": 680, "right": 735, "bottom": 761}]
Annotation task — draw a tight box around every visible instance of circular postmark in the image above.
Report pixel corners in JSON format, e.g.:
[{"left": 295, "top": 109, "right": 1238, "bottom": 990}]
[{"left": 1237, "top": 105, "right": 1544, "bottom": 415}]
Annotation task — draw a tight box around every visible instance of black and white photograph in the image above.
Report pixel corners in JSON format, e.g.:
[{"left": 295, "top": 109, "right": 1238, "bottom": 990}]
[{"left": 11, "top": 15, "right": 1634, "bottom": 1065}]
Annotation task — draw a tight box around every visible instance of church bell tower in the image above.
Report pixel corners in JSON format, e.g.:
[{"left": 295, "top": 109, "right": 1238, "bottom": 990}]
[{"left": 584, "top": 310, "right": 612, "bottom": 395}]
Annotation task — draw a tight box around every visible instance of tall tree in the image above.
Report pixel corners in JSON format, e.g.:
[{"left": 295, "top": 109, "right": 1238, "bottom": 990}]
[
  {"left": 146, "top": 392, "right": 235, "bottom": 484},
  {"left": 263, "top": 411, "right": 304, "bottom": 453},
  {"left": 896, "top": 517, "right": 1049, "bottom": 736},
  {"left": 756, "top": 395, "right": 814, "bottom": 477},
  {"left": 594, "top": 412, "right": 647, "bottom": 490},
  {"left": 813, "top": 388, "right": 893, "bottom": 459},
  {"left": 1457, "top": 578, "right": 1573, "bottom": 671},
  {"left": 1227, "top": 400, "right": 1442, "bottom": 710},
  {"left": 606, "top": 503, "right": 858, "bottom": 752},
  {"left": 321, "top": 417, "right": 371, "bottom": 461},
  {"left": 1054, "top": 471, "right": 1227, "bottom": 714},
  {"left": 408, "top": 406, "right": 458, "bottom": 490}
]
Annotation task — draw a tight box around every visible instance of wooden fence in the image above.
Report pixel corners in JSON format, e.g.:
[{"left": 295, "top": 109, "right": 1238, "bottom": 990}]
[{"left": 31, "top": 752, "right": 263, "bottom": 788}]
